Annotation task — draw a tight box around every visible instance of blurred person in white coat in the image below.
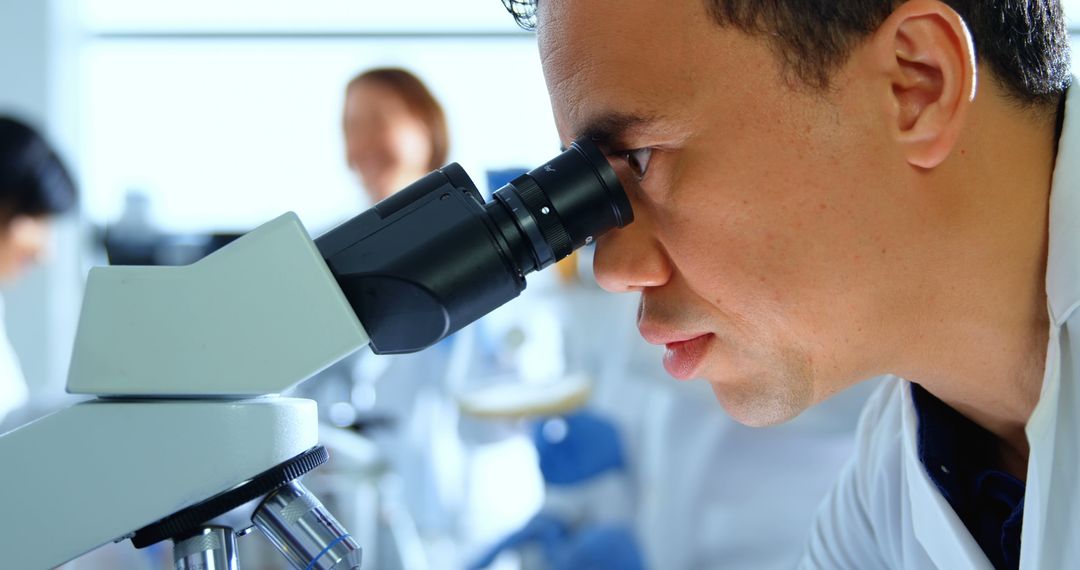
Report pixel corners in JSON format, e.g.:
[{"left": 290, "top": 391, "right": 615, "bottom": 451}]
[
  {"left": 325, "top": 68, "right": 544, "bottom": 567},
  {"left": 336, "top": 66, "right": 466, "bottom": 540},
  {"left": 0, "top": 117, "right": 77, "bottom": 425}
]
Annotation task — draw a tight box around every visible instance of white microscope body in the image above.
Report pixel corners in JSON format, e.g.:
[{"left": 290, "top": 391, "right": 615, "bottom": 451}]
[
  {"left": 0, "top": 214, "right": 368, "bottom": 569},
  {"left": 0, "top": 139, "right": 631, "bottom": 569}
]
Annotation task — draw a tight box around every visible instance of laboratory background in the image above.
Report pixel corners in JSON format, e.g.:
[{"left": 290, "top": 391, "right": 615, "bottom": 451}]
[{"left": 1, "top": 1, "right": 1079, "bottom": 569}]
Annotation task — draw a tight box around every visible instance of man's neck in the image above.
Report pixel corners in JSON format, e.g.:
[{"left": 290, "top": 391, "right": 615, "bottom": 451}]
[{"left": 899, "top": 91, "right": 1063, "bottom": 478}]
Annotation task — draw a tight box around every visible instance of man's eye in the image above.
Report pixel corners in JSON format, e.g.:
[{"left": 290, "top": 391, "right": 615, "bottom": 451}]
[{"left": 624, "top": 148, "right": 652, "bottom": 180}]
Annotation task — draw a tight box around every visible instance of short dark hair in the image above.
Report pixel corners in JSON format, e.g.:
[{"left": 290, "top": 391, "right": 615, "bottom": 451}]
[
  {"left": 502, "top": 0, "right": 1071, "bottom": 107},
  {"left": 345, "top": 67, "right": 450, "bottom": 170},
  {"left": 0, "top": 117, "right": 77, "bottom": 222}
]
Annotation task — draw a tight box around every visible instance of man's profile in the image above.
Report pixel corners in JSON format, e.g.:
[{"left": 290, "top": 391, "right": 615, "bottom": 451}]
[{"left": 504, "top": 0, "right": 1075, "bottom": 567}]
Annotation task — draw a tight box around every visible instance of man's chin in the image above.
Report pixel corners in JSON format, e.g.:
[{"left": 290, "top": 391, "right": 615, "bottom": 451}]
[{"left": 707, "top": 378, "right": 809, "bottom": 428}]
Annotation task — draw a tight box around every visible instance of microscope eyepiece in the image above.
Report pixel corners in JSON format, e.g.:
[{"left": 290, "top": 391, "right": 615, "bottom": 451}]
[
  {"left": 491, "top": 139, "right": 632, "bottom": 272},
  {"left": 316, "top": 138, "right": 634, "bottom": 354}
]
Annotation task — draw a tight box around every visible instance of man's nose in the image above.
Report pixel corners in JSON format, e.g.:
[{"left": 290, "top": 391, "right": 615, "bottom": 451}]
[{"left": 592, "top": 212, "right": 672, "bottom": 293}]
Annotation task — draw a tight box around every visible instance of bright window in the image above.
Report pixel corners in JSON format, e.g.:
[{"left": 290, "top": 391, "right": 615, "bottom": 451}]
[
  {"left": 1065, "top": 0, "right": 1080, "bottom": 72},
  {"left": 1066, "top": 0, "right": 1080, "bottom": 29},
  {"left": 77, "top": 3, "right": 557, "bottom": 234},
  {"left": 79, "top": 38, "right": 558, "bottom": 233},
  {"left": 79, "top": 0, "right": 522, "bottom": 33}
]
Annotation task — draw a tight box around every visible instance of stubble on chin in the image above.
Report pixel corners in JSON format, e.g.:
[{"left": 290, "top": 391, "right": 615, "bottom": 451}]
[{"left": 706, "top": 343, "right": 815, "bottom": 427}]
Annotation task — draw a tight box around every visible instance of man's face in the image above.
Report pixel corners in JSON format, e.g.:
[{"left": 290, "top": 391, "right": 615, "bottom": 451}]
[{"left": 539, "top": 0, "right": 919, "bottom": 425}]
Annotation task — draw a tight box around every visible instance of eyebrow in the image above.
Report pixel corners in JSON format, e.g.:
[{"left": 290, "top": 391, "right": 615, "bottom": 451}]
[{"left": 573, "top": 111, "right": 661, "bottom": 150}]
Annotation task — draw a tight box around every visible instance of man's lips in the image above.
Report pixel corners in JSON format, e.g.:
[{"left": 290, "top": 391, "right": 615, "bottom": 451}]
[
  {"left": 638, "top": 324, "right": 714, "bottom": 380},
  {"left": 662, "top": 334, "right": 714, "bottom": 380},
  {"left": 637, "top": 324, "right": 705, "bottom": 346}
]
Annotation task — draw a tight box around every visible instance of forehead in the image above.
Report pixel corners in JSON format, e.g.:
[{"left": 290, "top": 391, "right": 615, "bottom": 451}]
[
  {"left": 536, "top": 0, "right": 734, "bottom": 141},
  {"left": 345, "top": 82, "right": 408, "bottom": 115}
]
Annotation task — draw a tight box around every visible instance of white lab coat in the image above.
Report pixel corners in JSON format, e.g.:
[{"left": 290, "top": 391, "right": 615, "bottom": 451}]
[
  {"left": 0, "top": 296, "right": 28, "bottom": 424},
  {"left": 801, "top": 84, "right": 1080, "bottom": 569}
]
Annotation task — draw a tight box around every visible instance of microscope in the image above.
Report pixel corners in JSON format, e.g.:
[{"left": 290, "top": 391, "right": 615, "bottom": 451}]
[{"left": 0, "top": 139, "right": 632, "bottom": 570}]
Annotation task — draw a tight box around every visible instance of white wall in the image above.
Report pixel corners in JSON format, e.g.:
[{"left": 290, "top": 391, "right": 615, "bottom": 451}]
[
  {"left": 1068, "top": 0, "right": 1080, "bottom": 74},
  {"left": 1066, "top": 0, "right": 1080, "bottom": 28},
  {"left": 75, "top": 0, "right": 557, "bottom": 235},
  {"left": 0, "top": 1, "right": 49, "bottom": 118},
  {"left": 78, "top": 37, "right": 559, "bottom": 234},
  {"left": 80, "top": 0, "right": 524, "bottom": 33}
]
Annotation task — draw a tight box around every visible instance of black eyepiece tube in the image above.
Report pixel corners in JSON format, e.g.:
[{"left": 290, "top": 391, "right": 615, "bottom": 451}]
[{"left": 315, "top": 138, "right": 633, "bottom": 355}]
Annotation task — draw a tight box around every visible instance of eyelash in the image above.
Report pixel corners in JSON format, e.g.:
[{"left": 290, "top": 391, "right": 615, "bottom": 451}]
[{"left": 616, "top": 148, "right": 653, "bottom": 181}]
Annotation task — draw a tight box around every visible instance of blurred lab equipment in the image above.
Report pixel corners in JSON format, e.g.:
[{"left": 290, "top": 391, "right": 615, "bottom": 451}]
[
  {"left": 102, "top": 190, "right": 245, "bottom": 267},
  {"left": 0, "top": 117, "right": 78, "bottom": 425},
  {"left": 295, "top": 340, "right": 463, "bottom": 570},
  {"left": 0, "top": 138, "right": 632, "bottom": 569},
  {"left": 469, "top": 411, "right": 645, "bottom": 570},
  {"left": 101, "top": 190, "right": 160, "bottom": 265}
]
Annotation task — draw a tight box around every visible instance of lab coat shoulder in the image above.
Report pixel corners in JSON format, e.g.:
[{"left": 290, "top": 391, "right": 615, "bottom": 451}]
[
  {"left": 801, "top": 376, "right": 927, "bottom": 570},
  {"left": 1024, "top": 313, "right": 1080, "bottom": 568},
  {"left": 0, "top": 298, "right": 28, "bottom": 424},
  {"left": 1023, "top": 80, "right": 1080, "bottom": 569},
  {"left": 806, "top": 82, "right": 1080, "bottom": 570}
]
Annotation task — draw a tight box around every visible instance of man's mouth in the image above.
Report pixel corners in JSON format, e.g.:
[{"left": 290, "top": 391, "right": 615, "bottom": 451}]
[
  {"left": 638, "top": 324, "right": 714, "bottom": 380},
  {"left": 661, "top": 334, "right": 714, "bottom": 380}
]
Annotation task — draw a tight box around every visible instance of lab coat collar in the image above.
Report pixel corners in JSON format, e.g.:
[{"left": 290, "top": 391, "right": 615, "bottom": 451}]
[{"left": 1046, "top": 82, "right": 1080, "bottom": 326}]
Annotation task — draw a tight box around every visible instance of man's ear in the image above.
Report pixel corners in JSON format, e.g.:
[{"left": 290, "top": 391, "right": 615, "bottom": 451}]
[{"left": 869, "top": 0, "right": 977, "bottom": 169}]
